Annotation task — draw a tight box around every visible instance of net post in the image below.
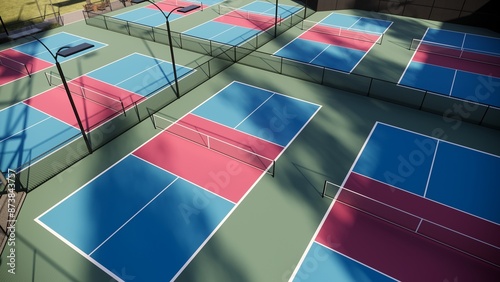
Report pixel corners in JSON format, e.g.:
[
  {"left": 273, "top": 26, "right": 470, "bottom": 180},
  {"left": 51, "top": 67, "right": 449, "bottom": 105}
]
[
  {"left": 152, "top": 114, "right": 157, "bottom": 129},
  {"left": 267, "top": 160, "right": 275, "bottom": 177},
  {"left": 24, "top": 64, "right": 31, "bottom": 77},
  {"left": 322, "top": 180, "right": 328, "bottom": 197},
  {"left": 120, "top": 100, "right": 126, "bottom": 116},
  {"left": 80, "top": 85, "right": 86, "bottom": 98},
  {"left": 45, "top": 72, "right": 52, "bottom": 86}
]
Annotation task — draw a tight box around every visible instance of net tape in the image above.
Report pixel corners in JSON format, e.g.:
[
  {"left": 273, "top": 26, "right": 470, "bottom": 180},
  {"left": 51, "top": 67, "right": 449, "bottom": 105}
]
[
  {"left": 410, "top": 39, "right": 500, "bottom": 67},
  {"left": 45, "top": 72, "right": 125, "bottom": 115},
  {"left": 153, "top": 114, "right": 275, "bottom": 176},
  {"left": 218, "top": 5, "right": 281, "bottom": 25},
  {"left": 323, "top": 181, "right": 500, "bottom": 266},
  {"left": 0, "top": 54, "right": 31, "bottom": 76},
  {"left": 300, "top": 20, "right": 383, "bottom": 44}
]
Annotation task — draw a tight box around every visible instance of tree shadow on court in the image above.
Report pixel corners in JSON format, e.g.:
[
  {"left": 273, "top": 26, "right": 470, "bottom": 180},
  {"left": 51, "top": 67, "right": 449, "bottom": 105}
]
[{"left": 3, "top": 2, "right": 500, "bottom": 281}]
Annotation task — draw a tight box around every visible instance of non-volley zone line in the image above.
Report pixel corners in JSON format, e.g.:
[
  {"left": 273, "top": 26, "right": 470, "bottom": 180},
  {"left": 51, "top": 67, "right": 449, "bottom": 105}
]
[
  {"left": 323, "top": 176, "right": 500, "bottom": 266},
  {"left": 307, "top": 12, "right": 392, "bottom": 44},
  {"left": 85, "top": 52, "right": 194, "bottom": 97},
  {"left": 113, "top": 0, "right": 204, "bottom": 27},
  {"left": 35, "top": 154, "right": 235, "bottom": 282},
  {"left": 25, "top": 53, "right": 194, "bottom": 133},
  {"left": 25, "top": 73, "right": 142, "bottom": 132},
  {"left": 291, "top": 122, "right": 500, "bottom": 281},
  {"left": 299, "top": 20, "right": 384, "bottom": 49},
  {"left": 0, "top": 53, "right": 32, "bottom": 76},
  {"left": 0, "top": 48, "right": 52, "bottom": 86},
  {"left": 12, "top": 32, "right": 106, "bottom": 64},
  {"left": 344, "top": 122, "right": 500, "bottom": 265},
  {"left": 35, "top": 80, "right": 320, "bottom": 281},
  {"left": 410, "top": 39, "right": 500, "bottom": 78},
  {"left": 292, "top": 182, "right": 500, "bottom": 281},
  {"left": 215, "top": 2, "right": 286, "bottom": 30},
  {"left": 399, "top": 28, "right": 500, "bottom": 106},
  {"left": 45, "top": 72, "right": 127, "bottom": 116},
  {"left": 274, "top": 13, "right": 391, "bottom": 72},
  {"left": 0, "top": 103, "right": 80, "bottom": 173},
  {"left": 152, "top": 113, "right": 279, "bottom": 175},
  {"left": 351, "top": 122, "right": 500, "bottom": 226}
]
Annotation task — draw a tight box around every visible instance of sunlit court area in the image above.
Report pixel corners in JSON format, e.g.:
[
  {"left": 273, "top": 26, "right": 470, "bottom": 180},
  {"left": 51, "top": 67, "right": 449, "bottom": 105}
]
[{"left": 0, "top": 0, "right": 499, "bottom": 281}]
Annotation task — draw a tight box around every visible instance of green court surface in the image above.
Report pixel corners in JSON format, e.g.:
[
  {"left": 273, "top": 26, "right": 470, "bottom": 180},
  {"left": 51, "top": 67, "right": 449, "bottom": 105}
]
[{"left": 1, "top": 0, "right": 500, "bottom": 281}]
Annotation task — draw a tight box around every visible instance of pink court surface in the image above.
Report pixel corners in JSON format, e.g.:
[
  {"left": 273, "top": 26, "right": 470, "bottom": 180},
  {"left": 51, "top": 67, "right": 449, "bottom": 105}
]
[
  {"left": 25, "top": 75, "right": 143, "bottom": 131},
  {"left": 300, "top": 25, "right": 379, "bottom": 51},
  {"left": 134, "top": 113, "right": 283, "bottom": 203},
  {"left": 317, "top": 198, "right": 499, "bottom": 281},
  {"left": 0, "top": 49, "right": 52, "bottom": 86},
  {"left": 215, "top": 11, "right": 278, "bottom": 30},
  {"left": 1, "top": 1, "right": 500, "bottom": 281},
  {"left": 413, "top": 49, "right": 500, "bottom": 77}
]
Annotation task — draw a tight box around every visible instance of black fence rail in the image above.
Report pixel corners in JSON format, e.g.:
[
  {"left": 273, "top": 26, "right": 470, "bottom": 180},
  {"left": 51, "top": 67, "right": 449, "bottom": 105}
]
[
  {"left": 8, "top": 3, "right": 499, "bottom": 195},
  {"left": 237, "top": 49, "right": 500, "bottom": 129},
  {"left": 5, "top": 45, "right": 236, "bottom": 194},
  {"left": 83, "top": 5, "right": 312, "bottom": 53},
  {"left": 82, "top": 5, "right": 500, "bottom": 131}
]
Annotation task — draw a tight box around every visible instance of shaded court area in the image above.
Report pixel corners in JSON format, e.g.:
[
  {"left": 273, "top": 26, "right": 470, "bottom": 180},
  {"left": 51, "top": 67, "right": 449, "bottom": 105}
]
[
  {"left": 274, "top": 13, "right": 392, "bottom": 73},
  {"left": 35, "top": 81, "right": 320, "bottom": 281},
  {"left": 113, "top": 0, "right": 212, "bottom": 27},
  {"left": 0, "top": 32, "right": 105, "bottom": 86},
  {"left": 1, "top": 50, "right": 194, "bottom": 180},
  {"left": 399, "top": 28, "right": 500, "bottom": 107},
  {"left": 292, "top": 122, "right": 500, "bottom": 281},
  {"left": 2, "top": 1, "right": 500, "bottom": 281},
  {"left": 184, "top": 1, "right": 301, "bottom": 45},
  {"left": 26, "top": 53, "right": 193, "bottom": 131}
]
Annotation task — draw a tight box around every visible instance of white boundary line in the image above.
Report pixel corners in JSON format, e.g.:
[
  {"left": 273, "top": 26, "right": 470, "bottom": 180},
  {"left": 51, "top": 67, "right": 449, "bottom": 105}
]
[
  {"left": 288, "top": 121, "right": 382, "bottom": 281},
  {"left": 34, "top": 79, "right": 322, "bottom": 281}
]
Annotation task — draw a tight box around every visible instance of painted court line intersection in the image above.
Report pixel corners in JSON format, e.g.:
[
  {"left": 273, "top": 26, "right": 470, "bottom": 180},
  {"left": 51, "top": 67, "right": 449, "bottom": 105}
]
[{"left": 36, "top": 81, "right": 321, "bottom": 281}]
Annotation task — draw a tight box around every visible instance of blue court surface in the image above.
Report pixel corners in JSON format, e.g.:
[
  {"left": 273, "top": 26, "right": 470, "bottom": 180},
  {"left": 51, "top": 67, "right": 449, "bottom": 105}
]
[
  {"left": 13, "top": 32, "right": 106, "bottom": 63},
  {"left": 183, "top": 1, "right": 301, "bottom": 46},
  {"left": 399, "top": 28, "right": 500, "bottom": 107},
  {"left": 293, "top": 242, "right": 396, "bottom": 282},
  {"left": 86, "top": 52, "right": 194, "bottom": 96},
  {"left": 113, "top": 0, "right": 221, "bottom": 27},
  {"left": 352, "top": 122, "right": 500, "bottom": 224},
  {"left": 35, "top": 81, "right": 320, "bottom": 281},
  {"left": 0, "top": 52, "right": 193, "bottom": 176},
  {"left": 191, "top": 81, "right": 320, "bottom": 146},
  {"left": 290, "top": 122, "right": 500, "bottom": 282},
  {"left": 274, "top": 13, "right": 392, "bottom": 73},
  {"left": 113, "top": 5, "right": 183, "bottom": 27},
  {"left": 0, "top": 103, "right": 80, "bottom": 173}
]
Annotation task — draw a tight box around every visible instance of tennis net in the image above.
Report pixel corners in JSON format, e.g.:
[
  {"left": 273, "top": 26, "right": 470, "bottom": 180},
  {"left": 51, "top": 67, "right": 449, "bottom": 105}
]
[
  {"left": 153, "top": 114, "right": 275, "bottom": 176},
  {"left": 218, "top": 4, "right": 280, "bottom": 25},
  {"left": 45, "top": 72, "right": 126, "bottom": 115},
  {"left": 157, "top": 0, "right": 204, "bottom": 11},
  {"left": 0, "top": 54, "right": 31, "bottom": 77},
  {"left": 410, "top": 39, "right": 500, "bottom": 67},
  {"left": 300, "top": 20, "right": 383, "bottom": 44},
  {"left": 323, "top": 181, "right": 500, "bottom": 267}
]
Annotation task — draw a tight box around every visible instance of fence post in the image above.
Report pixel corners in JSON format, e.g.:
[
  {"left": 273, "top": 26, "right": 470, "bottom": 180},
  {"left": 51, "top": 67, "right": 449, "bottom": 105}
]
[{"left": 0, "top": 16, "right": 8, "bottom": 35}]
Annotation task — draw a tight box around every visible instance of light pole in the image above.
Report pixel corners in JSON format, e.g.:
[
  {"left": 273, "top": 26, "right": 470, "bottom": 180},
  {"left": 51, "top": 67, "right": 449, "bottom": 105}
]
[
  {"left": 136, "top": 0, "right": 199, "bottom": 98},
  {"left": 274, "top": 0, "right": 278, "bottom": 37},
  {"left": 31, "top": 36, "right": 94, "bottom": 153}
]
